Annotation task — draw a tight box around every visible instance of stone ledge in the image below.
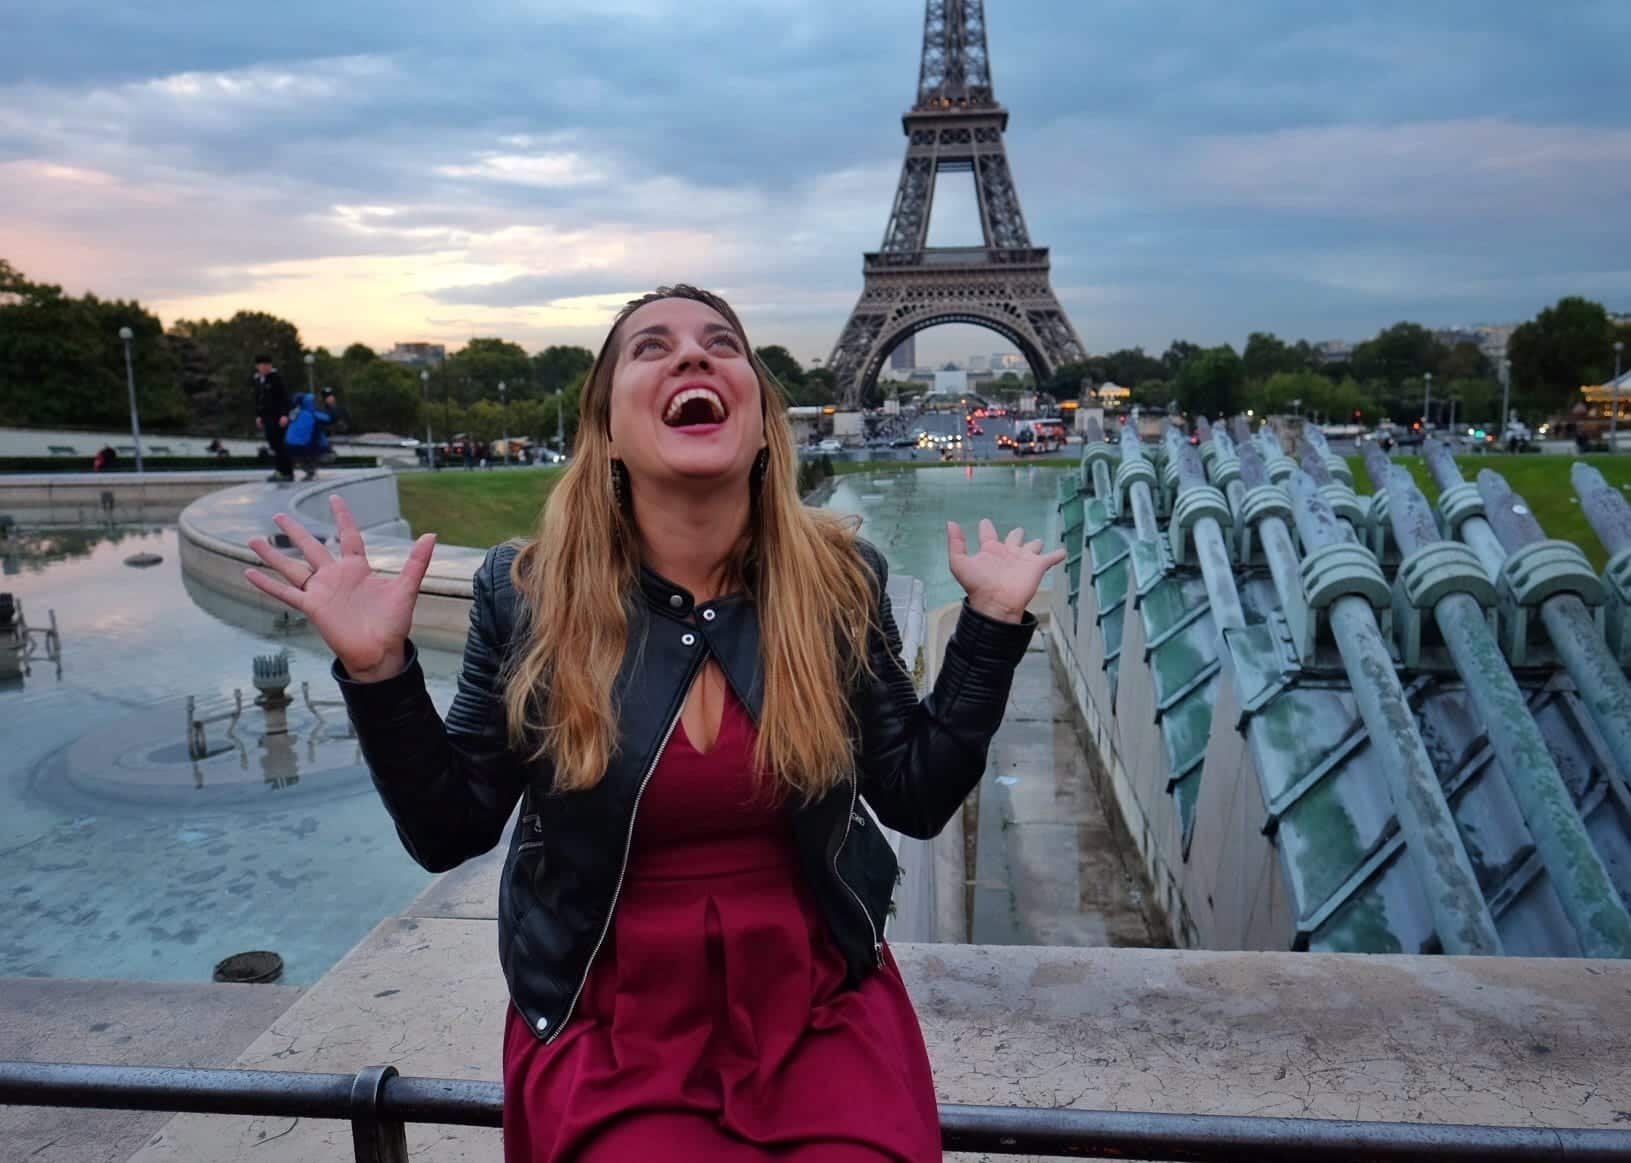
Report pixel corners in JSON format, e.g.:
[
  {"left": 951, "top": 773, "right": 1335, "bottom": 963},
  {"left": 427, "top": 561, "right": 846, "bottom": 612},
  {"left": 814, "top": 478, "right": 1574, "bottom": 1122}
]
[{"left": 117, "top": 921, "right": 1631, "bottom": 1162}]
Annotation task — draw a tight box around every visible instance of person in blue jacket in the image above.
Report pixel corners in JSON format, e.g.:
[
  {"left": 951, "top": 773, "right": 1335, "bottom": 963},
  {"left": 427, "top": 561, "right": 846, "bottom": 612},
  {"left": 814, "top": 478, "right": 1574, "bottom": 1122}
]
[{"left": 285, "top": 390, "right": 335, "bottom": 481}]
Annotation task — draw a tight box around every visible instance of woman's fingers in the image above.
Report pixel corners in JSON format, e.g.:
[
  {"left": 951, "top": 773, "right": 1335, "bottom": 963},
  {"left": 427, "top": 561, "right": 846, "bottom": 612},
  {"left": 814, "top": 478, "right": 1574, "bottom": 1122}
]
[
  {"left": 244, "top": 566, "right": 308, "bottom": 612},
  {"left": 273, "top": 512, "right": 333, "bottom": 569},
  {"left": 946, "top": 520, "right": 969, "bottom": 564},
  {"left": 978, "top": 517, "right": 999, "bottom": 547},
  {"left": 1004, "top": 525, "right": 1025, "bottom": 548},
  {"left": 247, "top": 535, "right": 315, "bottom": 589},
  {"left": 397, "top": 533, "right": 437, "bottom": 594},
  {"left": 1024, "top": 538, "right": 1043, "bottom": 554},
  {"left": 330, "top": 495, "right": 367, "bottom": 559}
]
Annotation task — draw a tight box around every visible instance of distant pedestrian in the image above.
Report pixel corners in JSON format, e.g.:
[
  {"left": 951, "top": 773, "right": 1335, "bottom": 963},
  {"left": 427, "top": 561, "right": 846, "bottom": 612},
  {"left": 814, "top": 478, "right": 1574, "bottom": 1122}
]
[
  {"left": 285, "top": 391, "right": 335, "bottom": 481},
  {"left": 92, "top": 445, "right": 118, "bottom": 472},
  {"left": 252, "top": 355, "right": 293, "bottom": 482}
]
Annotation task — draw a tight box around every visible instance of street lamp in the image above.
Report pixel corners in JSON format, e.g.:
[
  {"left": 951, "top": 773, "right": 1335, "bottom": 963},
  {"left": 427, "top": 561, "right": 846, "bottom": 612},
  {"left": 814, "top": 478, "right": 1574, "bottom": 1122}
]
[
  {"left": 1613, "top": 340, "right": 1624, "bottom": 452},
  {"left": 1423, "top": 372, "right": 1433, "bottom": 431},
  {"left": 420, "top": 369, "right": 434, "bottom": 469},
  {"left": 498, "top": 380, "right": 509, "bottom": 466},
  {"left": 117, "top": 326, "right": 144, "bottom": 474},
  {"left": 303, "top": 352, "right": 316, "bottom": 396},
  {"left": 1500, "top": 358, "right": 1512, "bottom": 444}
]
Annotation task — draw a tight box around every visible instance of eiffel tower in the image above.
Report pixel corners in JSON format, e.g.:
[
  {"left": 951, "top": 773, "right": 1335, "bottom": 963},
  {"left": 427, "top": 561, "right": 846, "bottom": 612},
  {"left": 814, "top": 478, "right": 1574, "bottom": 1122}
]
[{"left": 827, "top": 0, "right": 1086, "bottom": 407}]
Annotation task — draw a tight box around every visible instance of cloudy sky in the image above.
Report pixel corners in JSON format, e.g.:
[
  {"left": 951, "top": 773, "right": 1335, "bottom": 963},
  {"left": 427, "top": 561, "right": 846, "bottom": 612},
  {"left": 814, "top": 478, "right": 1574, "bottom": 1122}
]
[{"left": 3, "top": 0, "right": 1629, "bottom": 366}]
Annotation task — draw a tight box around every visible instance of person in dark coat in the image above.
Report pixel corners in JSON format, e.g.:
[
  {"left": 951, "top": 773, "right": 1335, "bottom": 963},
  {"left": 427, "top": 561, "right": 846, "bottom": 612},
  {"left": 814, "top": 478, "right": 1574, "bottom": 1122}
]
[{"left": 252, "top": 355, "right": 293, "bottom": 482}]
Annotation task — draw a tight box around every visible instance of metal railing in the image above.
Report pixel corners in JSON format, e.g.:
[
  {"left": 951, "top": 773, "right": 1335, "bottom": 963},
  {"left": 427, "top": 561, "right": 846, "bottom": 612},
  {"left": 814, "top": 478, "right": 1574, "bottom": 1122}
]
[{"left": 6, "top": 1060, "right": 1631, "bottom": 1161}]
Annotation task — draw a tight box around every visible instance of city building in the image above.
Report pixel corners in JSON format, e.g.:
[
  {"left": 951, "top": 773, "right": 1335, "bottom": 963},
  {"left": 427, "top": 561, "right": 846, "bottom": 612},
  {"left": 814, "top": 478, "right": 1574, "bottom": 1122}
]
[
  {"left": 381, "top": 342, "right": 446, "bottom": 367},
  {"left": 889, "top": 335, "right": 916, "bottom": 371},
  {"left": 1314, "top": 340, "right": 1353, "bottom": 364}
]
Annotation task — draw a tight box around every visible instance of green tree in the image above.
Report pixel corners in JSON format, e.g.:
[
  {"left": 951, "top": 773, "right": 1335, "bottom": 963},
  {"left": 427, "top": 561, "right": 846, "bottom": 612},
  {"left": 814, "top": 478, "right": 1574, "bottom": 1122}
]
[
  {"left": 170, "top": 309, "right": 305, "bottom": 432},
  {"left": 1174, "top": 345, "right": 1243, "bottom": 419},
  {"left": 0, "top": 260, "right": 186, "bottom": 430},
  {"left": 1506, "top": 296, "right": 1620, "bottom": 413},
  {"left": 1248, "top": 369, "right": 1328, "bottom": 416},
  {"left": 1434, "top": 340, "right": 1492, "bottom": 383},
  {"left": 1131, "top": 379, "right": 1172, "bottom": 409},
  {"left": 532, "top": 345, "right": 593, "bottom": 395},
  {"left": 1242, "top": 332, "right": 1303, "bottom": 382},
  {"left": 345, "top": 360, "right": 424, "bottom": 434},
  {"left": 1161, "top": 340, "right": 1203, "bottom": 378},
  {"left": 342, "top": 342, "right": 378, "bottom": 364},
  {"left": 1350, "top": 322, "right": 1443, "bottom": 388},
  {"left": 444, "top": 338, "right": 533, "bottom": 403},
  {"left": 795, "top": 367, "right": 837, "bottom": 407},
  {"left": 755, "top": 345, "right": 805, "bottom": 389},
  {"left": 1042, "top": 360, "right": 1094, "bottom": 398},
  {"left": 1441, "top": 377, "right": 1499, "bottom": 429}
]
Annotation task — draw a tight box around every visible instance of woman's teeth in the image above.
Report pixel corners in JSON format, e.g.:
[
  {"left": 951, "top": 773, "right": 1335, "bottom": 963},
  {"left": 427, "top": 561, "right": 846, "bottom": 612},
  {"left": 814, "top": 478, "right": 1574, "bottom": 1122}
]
[{"left": 664, "top": 388, "right": 726, "bottom": 427}]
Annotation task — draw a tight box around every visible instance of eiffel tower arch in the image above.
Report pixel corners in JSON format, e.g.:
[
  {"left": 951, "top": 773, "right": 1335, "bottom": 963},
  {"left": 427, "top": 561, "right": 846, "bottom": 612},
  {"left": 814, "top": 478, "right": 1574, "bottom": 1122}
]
[{"left": 827, "top": 0, "right": 1086, "bottom": 407}]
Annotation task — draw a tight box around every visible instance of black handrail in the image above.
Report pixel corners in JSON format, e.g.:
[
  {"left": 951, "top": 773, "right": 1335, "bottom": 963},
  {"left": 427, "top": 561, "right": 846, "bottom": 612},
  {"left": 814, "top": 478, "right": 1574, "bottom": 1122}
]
[{"left": 5, "top": 1060, "right": 1631, "bottom": 1162}]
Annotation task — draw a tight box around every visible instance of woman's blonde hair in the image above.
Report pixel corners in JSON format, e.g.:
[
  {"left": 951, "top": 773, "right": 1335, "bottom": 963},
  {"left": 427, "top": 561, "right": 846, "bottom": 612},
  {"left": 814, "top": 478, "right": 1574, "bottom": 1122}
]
[{"left": 504, "top": 285, "right": 879, "bottom": 800}]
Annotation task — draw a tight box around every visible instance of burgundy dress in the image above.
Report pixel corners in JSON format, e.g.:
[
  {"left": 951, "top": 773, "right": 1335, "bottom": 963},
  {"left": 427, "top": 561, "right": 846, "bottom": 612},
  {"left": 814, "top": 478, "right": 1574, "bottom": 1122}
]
[{"left": 502, "top": 687, "right": 942, "bottom": 1162}]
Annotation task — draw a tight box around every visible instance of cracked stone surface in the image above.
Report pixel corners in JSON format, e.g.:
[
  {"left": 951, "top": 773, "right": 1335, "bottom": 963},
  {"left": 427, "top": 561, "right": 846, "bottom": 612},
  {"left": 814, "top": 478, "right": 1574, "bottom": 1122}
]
[
  {"left": 111, "top": 919, "right": 1631, "bottom": 1162},
  {"left": 0, "top": 977, "right": 300, "bottom": 1163}
]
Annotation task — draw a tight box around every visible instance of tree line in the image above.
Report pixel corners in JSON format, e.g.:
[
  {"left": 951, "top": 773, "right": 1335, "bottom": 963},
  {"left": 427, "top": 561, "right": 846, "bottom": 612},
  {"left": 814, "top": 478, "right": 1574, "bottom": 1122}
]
[
  {"left": 1040, "top": 297, "right": 1631, "bottom": 428},
  {"left": 4, "top": 257, "right": 1625, "bottom": 439},
  {"left": 0, "top": 259, "right": 850, "bottom": 444}
]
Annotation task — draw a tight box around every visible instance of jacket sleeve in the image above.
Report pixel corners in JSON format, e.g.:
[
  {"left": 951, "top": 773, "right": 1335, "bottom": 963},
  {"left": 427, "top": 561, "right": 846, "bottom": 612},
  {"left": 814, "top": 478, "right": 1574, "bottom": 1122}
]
[
  {"left": 333, "top": 546, "right": 531, "bottom": 871},
  {"left": 852, "top": 541, "right": 1035, "bottom": 839}
]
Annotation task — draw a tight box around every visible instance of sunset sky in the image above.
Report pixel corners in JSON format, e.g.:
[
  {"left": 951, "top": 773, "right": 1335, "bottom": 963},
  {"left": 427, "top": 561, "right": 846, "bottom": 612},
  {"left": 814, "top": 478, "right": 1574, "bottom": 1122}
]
[{"left": 4, "top": 0, "right": 1628, "bottom": 365}]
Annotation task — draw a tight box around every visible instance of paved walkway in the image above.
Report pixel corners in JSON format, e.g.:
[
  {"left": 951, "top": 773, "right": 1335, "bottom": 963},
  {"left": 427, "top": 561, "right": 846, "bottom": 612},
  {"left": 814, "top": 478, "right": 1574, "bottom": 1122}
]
[{"left": 973, "top": 641, "right": 1167, "bottom": 948}]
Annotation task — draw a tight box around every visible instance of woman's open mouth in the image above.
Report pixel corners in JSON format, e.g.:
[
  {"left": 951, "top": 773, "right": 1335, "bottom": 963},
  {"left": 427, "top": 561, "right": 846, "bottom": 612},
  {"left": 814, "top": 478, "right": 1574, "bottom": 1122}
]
[{"left": 662, "top": 385, "right": 729, "bottom": 430}]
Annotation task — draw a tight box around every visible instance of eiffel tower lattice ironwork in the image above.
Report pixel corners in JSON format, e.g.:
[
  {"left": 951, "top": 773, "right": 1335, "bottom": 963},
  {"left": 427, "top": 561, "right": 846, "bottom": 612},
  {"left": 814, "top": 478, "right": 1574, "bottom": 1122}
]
[{"left": 826, "top": 0, "right": 1085, "bottom": 407}]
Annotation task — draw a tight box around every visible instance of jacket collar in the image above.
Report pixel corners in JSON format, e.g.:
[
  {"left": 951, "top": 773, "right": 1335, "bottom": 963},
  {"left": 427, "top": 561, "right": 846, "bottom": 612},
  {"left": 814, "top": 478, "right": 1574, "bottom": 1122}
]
[
  {"left": 636, "top": 543, "right": 760, "bottom": 618},
  {"left": 637, "top": 564, "right": 755, "bottom": 618}
]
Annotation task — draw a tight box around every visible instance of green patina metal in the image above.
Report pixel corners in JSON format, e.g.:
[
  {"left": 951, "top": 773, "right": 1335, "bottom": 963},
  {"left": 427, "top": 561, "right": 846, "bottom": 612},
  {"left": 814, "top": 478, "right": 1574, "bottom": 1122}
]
[{"left": 1060, "top": 415, "right": 1631, "bottom": 958}]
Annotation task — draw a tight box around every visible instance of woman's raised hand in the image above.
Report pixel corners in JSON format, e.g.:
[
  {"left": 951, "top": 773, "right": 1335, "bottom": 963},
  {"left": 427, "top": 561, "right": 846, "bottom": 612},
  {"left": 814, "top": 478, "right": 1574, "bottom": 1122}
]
[
  {"left": 245, "top": 494, "right": 436, "bottom": 682},
  {"left": 946, "top": 518, "right": 1067, "bottom": 624}
]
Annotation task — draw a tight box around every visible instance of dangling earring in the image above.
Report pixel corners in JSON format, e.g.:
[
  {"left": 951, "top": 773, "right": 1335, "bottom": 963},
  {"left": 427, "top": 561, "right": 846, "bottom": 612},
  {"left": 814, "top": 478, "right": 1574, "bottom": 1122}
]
[
  {"left": 749, "top": 448, "right": 769, "bottom": 495},
  {"left": 610, "top": 460, "right": 631, "bottom": 511}
]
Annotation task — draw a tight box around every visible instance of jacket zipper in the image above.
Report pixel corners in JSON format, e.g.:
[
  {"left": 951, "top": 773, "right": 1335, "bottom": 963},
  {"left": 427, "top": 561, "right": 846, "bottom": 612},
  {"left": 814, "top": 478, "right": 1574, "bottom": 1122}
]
[
  {"left": 543, "top": 703, "right": 684, "bottom": 1044},
  {"left": 837, "top": 777, "right": 884, "bottom": 968}
]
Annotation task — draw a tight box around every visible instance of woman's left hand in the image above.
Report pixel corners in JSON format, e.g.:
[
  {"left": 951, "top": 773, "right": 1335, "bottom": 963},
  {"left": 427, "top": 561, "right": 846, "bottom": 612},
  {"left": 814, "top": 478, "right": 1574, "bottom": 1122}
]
[{"left": 947, "top": 519, "right": 1068, "bottom": 624}]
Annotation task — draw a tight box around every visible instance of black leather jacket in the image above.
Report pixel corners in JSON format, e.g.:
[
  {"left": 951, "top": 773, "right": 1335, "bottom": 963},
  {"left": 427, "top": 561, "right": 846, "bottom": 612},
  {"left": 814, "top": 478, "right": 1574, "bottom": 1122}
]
[{"left": 336, "top": 539, "right": 1034, "bottom": 1043}]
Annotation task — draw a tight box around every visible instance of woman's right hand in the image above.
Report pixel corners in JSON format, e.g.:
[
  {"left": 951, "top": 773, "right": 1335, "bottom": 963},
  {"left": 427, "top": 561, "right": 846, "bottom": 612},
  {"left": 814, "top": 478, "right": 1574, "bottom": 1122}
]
[{"left": 244, "top": 494, "right": 437, "bottom": 682}]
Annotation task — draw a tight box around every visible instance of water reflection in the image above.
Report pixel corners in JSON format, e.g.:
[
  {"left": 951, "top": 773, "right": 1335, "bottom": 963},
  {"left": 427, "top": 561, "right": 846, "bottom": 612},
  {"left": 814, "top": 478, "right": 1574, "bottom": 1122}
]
[
  {"left": 1, "top": 522, "right": 167, "bottom": 575},
  {"left": 0, "top": 525, "right": 453, "bottom": 985}
]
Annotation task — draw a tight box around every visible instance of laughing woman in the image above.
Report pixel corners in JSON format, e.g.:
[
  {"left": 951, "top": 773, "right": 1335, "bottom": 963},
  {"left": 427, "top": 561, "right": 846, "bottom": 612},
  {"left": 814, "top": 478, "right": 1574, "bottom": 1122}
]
[{"left": 245, "top": 285, "right": 1063, "bottom": 1162}]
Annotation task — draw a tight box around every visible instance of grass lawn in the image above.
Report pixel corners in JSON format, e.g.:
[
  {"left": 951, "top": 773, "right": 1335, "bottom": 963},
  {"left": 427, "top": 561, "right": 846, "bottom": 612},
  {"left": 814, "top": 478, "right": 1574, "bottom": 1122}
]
[
  {"left": 1343, "top": 453, "right": 1631, "bottom": 571},
  {"left": 397, "top": 457, "right": 1079, "bottom": 546},
  {"left": 396, "top": 468, "right": 561, "bottom": 548},
  {"left": 394, "top": 454, "right": 1631, "bottom": 571}
]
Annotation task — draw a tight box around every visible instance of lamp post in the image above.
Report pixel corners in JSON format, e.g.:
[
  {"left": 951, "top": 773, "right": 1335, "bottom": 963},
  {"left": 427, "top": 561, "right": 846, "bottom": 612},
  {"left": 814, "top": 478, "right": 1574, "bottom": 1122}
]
[
  {"left": 1423, "top": 371, "right": 1433, "bottom": 432},
  {"left": 420, "top": 369, "right": 434, "bottom": 469},
  {"left": 117, "top": 326, "right": 144, "bottom": 474},
  {"left": 1613, "top": 340, "right": 1624, "bottom": 452},
  {"left": 1500, "top": 358, "right": 1512, "bottom": 445},
  {"left": 303, "top": 352, "right": 316, "bottom": 395},
  {"left": 498, "top": 381, "right": 509, "bottom": 466}
]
